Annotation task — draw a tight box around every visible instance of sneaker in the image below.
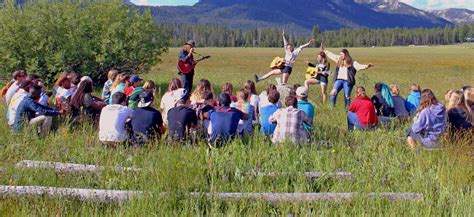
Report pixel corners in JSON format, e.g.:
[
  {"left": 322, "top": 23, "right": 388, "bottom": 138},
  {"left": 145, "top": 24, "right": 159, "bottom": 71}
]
[{"left": 254, "top": 74, "right": 259, "bottom": 83}]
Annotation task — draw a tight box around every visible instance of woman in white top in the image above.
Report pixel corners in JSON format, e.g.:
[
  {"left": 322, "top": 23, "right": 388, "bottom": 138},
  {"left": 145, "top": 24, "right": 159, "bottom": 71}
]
[
  {"left": 322, "top": 45, "right": 373, "bottom": 108},
  {"left": 255, "top": 30, "right": 313, "bottom": 85},
  {"left": 160, "top": 78, "right": 184, "bottom": 124}
]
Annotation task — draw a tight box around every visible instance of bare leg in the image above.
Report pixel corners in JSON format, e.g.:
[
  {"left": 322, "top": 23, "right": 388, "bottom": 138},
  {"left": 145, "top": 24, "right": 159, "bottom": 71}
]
[
  {"left": 407, "top": 136, "right": 417, "bottom": 150},
  {"left": 320, "top": 84, "right": 328, "bottom": 103},
  {"left": 304, "top": 79, "right": 319, "bottom": 89},
  {"left": 257, "top": 69, "right": 282, "bottom": 81},
  {"left": 282, "top": 73, "right": 290, "bottom": 84}
]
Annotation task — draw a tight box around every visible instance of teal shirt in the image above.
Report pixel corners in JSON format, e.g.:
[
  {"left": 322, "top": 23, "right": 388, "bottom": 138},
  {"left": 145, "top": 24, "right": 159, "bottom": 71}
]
[{"left": 297, "top": 100, "right": 314, "bottom": 131}]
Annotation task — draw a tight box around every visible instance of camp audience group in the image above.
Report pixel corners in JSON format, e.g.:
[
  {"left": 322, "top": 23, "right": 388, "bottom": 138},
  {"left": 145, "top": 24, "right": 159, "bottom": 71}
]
[{"left": 1, "top": 69, "right": 473, "bottom": 149}]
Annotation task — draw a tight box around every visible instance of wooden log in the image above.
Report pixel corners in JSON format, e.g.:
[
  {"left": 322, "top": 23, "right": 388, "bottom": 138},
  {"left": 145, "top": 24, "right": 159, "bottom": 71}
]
[
  {"left": 15, "top": 160, "right": 141, "bottom": 173},
  {"left": 194, "top": 192, "right": 424, "bottom": 202},
  {"left": 0, "top": 185, "right": 423, "bottom": 203},
  {"left": 247, "top": 171, "right": 353, "bottom": 180},
  {"left": 0, "top": 185, "right": 143, "bottom": 202}
]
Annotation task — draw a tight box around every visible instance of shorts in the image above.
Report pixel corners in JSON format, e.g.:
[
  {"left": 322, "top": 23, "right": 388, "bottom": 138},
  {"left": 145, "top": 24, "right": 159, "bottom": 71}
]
[
  {"left": 281, "top": 66, "right": 292, "bottom": 74},
  {"left": 318, "top": 75, "right": 328, "bottom": 85}
]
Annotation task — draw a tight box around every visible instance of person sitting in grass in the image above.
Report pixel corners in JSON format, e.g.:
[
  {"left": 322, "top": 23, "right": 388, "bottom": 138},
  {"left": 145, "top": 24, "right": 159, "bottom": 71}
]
[
  {"left": 446, "top": 90, "right": 472, "bottom": 134},
  {"left": 347, "top": 86, "right": 378, "bottom": 130},
  {"left": 244, "top": 80, "right": 260, "bottom": 117},
  {"left": 101, "top": 69, "right": 118, "bottom": 105},
  {"left": 167, "top": 92, "right": 198, "bottom": 144},
  {"left": 200, "top": 91, "right": 215, "bottom": 134},
  {"left": 127, "top": 80, "right": 147, "bottom": 110},
  {"left": 99, "top": 92, "right": 133, "bottom": 146},
  {"left": 160, "top": 78, "right": 184, "bottom": 125},
  {"left": 295, "top": 86, "right": 314, "bottom": 131},
  {"left": 269, "top": 95, "right": 312, "bottom": 144},
  {"left": 131, "top": 92, "right": 164, "bottom": 146},
  {"left": 260, "top": 89, "right": 280, "bottom": 136},
  {"left": 259, "top": 84, "right": 282, "bottom": 110},
  {"left": 70, "top": 79, "right": 106, "bottom": 121},
  {"left": 390, "top": 84, "right": 409, "bottom": 120},
  {"left": 406, "top": 89, "right": 447, "bottom": 149},
  {"left": 405, "top": 84, "right": 421, "bottom": 116},
  {"left": 125, "top": 75, "right": 143, "bottom": 97},
  {"left": 8, "top": 83, "right": 60, "bottom": 136},
  {"left": 231, "top": 89, "right": 255, "bottom": 136},
  {"left": 372, "top": 82, "right": 395, "bottom": 126},
  {"left": 3, "top": 70, "right": 27, "bottom": 106},
  {"left": 208, "top": 93, "right": 245, "bottom": 148},
  {"left": 108, "top": 73, "right": 129, "bottom": 105},
  {"left": 221, "top": 82, "right": 237, "bottom": 103}
]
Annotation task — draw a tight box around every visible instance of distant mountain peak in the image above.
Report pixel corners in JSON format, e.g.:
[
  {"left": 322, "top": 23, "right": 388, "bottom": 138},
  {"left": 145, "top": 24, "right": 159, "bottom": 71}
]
[{"left": 427, "top": 8, "right": 474, "bottom": 25}]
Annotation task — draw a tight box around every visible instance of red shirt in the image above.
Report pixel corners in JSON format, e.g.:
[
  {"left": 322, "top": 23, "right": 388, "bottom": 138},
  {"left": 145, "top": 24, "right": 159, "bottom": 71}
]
[
  {"left": 125, "top": 86, "right": 134, "bottom": 97},
  {"left": 349, "top": 96, "right": 378, "bottom": 126}
]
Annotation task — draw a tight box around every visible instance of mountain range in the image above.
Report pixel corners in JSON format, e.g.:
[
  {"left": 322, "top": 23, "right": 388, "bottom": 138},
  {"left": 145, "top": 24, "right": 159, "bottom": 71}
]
[{"left": 129, "top": 0, "right": 473, "bottom": 32}]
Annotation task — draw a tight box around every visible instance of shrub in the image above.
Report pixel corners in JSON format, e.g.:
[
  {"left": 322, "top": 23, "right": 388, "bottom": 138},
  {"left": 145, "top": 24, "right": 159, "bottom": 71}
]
[{"left": 0, "top": 0, "right": 169, "bottom": 84}]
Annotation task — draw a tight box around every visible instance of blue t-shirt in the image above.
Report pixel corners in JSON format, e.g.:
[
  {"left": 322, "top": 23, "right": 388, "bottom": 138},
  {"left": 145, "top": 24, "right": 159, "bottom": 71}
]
[
  {"left": 259, "top": 104, "right": 279, "bottom": 136},
  {"left": 297, "top": 100, "right": 314, "bottom": 131},
  {"left": 297, "top": 100, "right": 314, "bottom": 120},
  {"left": 131, "top": 107, "right": 163, "bottom": 138},
  {"left": 209, "top": 107, "right": 243, "bottom": 145}
]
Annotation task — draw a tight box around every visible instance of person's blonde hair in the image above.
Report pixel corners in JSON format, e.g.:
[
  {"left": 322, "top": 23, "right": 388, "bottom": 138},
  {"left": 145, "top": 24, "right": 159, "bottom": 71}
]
[
  {"left": 143, "top": 80, "right": 156, "bottom": 93},
  {"left": 448, "top": 90, "right": 472, "bottom": 122},
  {"left": 444, "top": 90, "right": 455, "bottom": 104},
  {"left": 191, "top": 79, "right": 212, "bottom": 104},
  {"left": 389, "top": 84, "right": 400, "bottom": 96}
]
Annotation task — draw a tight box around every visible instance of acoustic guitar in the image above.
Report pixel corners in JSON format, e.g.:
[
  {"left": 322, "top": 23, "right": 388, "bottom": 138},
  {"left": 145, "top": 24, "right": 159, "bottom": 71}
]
[
  {"left": 177, "top": 55, "right": 211, "bottom": 74},
  {"left": 305, "top": 66, "right": 319, "bottom": 80},
  {"left": 269, "top": 57, "right": 285, "bottom": 69}
]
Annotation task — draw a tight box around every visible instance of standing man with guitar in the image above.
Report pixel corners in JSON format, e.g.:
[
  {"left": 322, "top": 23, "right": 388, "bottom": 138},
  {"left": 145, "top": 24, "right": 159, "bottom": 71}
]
[
  {"left": 255, "top": 30, "right": 313, "bottom": 85},
  {"left": 178, "top": 40, "right": 211, "bottom": 93},
  {"left": 178, "top": 40, "right": 197, "bottom": 93}
]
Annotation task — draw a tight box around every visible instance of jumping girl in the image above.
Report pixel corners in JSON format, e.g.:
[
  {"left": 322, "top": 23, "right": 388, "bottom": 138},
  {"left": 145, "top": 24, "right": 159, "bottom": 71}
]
[
  {"left": 304, "top": 51, "right": 331, "bottom": 103},
  {"left": 255, "top": 30, "right": 313, "bottom": 85},
  {"left": 322, "top": 44, "right": 374, "bottom": 108}
]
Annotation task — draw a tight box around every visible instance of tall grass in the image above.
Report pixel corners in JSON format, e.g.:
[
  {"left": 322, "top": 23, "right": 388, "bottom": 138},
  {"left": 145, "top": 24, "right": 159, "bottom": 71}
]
[{"left": 0, "top": 45, "right": 473, "bottom": 215}]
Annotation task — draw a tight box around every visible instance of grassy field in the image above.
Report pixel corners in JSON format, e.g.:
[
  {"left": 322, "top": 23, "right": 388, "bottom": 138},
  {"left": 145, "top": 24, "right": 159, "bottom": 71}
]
[{"left": 0, "top": 45, "right": 473, "bottom": 215}]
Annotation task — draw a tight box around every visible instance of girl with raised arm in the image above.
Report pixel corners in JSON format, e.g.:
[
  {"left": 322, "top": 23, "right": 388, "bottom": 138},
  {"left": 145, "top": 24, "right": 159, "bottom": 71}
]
[
  {"left": 255, "top": 30, "right": 313, "bottom": 85},
  {"left": 322, "top": 44, "right": 373, "bottom": 108}
]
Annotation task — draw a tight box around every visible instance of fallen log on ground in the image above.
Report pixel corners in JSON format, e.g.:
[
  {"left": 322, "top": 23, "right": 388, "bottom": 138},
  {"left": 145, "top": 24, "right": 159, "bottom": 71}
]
[
  {"left": 0, "top": 185, "right": 423, "bottom": 203},
  {"left": 16, "top": 160, "right": 352, "bottom": 180},
  {"left": 246, "top": 171, "right": 353, "bottom": 180},
  {"left": 15, "top": 160, "right": 141, "bottom": 173}
]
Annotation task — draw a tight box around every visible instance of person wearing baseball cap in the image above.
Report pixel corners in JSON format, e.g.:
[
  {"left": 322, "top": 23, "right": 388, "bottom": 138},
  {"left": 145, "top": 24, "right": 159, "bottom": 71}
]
[
  {"left": 296, "top": 86, "right": 315, "bottom": 131},
  {"left": 125, "top": 75, "right": 143, "bottom": 97},
  {"left": 179, "top": 40, "right": 197, "bottom": 93},
  {"left": 131, "top": 91, "right": 164, "bottom": 146}
]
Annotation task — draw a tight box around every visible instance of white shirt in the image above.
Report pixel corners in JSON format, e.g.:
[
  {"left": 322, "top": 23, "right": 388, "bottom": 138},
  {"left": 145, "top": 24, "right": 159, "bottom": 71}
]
[
  {"left": 249, "top": 94, "right": 260, "bottom": 112},
  {"left": 4, "top": 82, "right": 20, "bottom": 106},
  {"left": 99, "top": 104, "right": 133, "bottom": 142},
  {"left": 160, "top": 88, "right": 184, "bottom": 124},
  {"left": 337, "top": 67, "right": 349, "bottom": 80},
  {"left": 56, "top": 87, "right": 72, "bottom": 99},
  {"left": 7, "top": 89, "right": 28, "bottom": 126}
]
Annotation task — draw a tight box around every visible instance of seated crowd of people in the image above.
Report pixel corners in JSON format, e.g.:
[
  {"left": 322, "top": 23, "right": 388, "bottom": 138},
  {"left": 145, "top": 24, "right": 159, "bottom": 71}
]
[{"left": 1, "top": 69, "right": 473, "bottom": 149}]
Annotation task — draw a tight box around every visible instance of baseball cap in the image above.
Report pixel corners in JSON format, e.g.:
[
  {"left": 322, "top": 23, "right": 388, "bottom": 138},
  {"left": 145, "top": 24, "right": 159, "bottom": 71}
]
[
  {"left": 296, "top": 87, "right": 308, "bottom": 97},
  {"left": 138, "top": 91, "right": 154, "bottom": 108},
  {"left": 130, "top": 75, "right": 143, "bottom": 83}
]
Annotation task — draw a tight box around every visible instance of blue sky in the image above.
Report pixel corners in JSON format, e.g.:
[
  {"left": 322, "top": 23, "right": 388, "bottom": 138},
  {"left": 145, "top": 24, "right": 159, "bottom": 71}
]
[{"left": 130, "top": 0, "right": 474, "bottom": 10}]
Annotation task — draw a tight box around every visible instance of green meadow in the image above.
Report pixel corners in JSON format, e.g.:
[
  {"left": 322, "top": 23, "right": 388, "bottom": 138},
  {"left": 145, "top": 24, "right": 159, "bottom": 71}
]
[{"left": 0, "top": 45, "right": 473, "bottom": 215}]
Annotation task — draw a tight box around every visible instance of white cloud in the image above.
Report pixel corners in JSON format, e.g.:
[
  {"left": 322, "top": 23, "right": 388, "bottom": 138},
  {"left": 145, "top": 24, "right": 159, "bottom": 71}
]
[{"left": 400, "top": 0, "right": 474, "bottom": 10}]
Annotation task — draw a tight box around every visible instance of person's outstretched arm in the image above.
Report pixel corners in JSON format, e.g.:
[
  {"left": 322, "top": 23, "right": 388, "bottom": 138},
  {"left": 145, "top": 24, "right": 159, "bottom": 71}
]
[
  {"left": 354, "top": 61, "right": 374, "bottom": 71},
  {"left": 282, "top": 30, "right": 288, "bottom": 48}
]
